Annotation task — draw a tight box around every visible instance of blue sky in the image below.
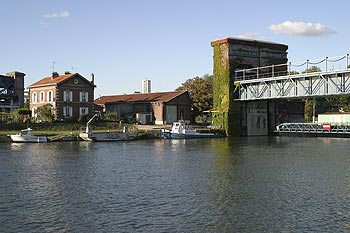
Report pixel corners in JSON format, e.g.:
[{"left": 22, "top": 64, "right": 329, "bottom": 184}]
[{"left": 1, "top": 0, "right": 349, "bottom": 97}]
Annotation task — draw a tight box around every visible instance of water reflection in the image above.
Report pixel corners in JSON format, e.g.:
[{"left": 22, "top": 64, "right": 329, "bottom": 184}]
[
  {"left": 2, "top": 137, "right": 350, "bottom": 232},
  {"left": 9, "top": 142, "right": 26, "bottom": 151},
  {"left": 208, "top": 136, "right": 350, "bottom": 231}
]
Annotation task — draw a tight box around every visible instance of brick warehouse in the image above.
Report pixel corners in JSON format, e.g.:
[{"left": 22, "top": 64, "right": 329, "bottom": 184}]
[{"left": 95, "top": 91, "right": 191, "bottom": 125}]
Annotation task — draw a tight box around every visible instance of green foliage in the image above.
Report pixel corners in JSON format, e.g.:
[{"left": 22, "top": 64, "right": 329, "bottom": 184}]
[
  {"left": 176, "top": 74, "right": 213, "bottom": 122},
  {"left": 302, "top": 66, "right": 350, "bottom": 118},
  {"left": 12, "top": 108, "right": 31, "bottom": 123},
  {"left": 15, "top": 108, "right": 31, "bottom": 116},
  {"left": 302, "top": 66, "right": 321, "bottom": 73},
  {"left": 0, "top": 112, "right": 14, "bottom": 124},
  {"left": 103, "top": 112, "right": 118, "bottom": 121},
  {"left": 289, "top": 70, "right": 299, "bottom": 75},
  {"left": 0, "top": 108, "right": 31, "bottom": 124},
  {"left": 211, "top": 44, "right": 232, "bottom": 134},
  {"left": 304, "top": 95, "right": 350, "bottom": 122},
  {"left": 304, "top": 98, "right": 313, "bottom": 122},
  {"left": 321, "top": 95, "right": 350, "bottom": 112},
  {"left": 78, "top": 113, "right": 91, "bottom": 123},
  {"left": 24, "top": 102, "right": 30, "bottom": 109},
  {"left": 34, "top": 104, "right": 54, "bottom": 122}
]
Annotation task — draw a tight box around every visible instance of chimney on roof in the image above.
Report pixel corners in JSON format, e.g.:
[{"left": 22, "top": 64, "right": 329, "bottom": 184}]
[
  {"left": 64, "top": 71, "right": 71, "bottom": 75},
  {"left": 90, "top": 73, "right": 95, "bottom": 84},
  {"left": 52, "top": 72, "right": 59, "bottom": 79}
]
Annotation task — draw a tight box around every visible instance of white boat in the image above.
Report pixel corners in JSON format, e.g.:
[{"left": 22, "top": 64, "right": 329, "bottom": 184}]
[
  {"left": 9, "top": 128, "right": 48, "bottom": 143},
  {"left": 161, "top": 120, "right": 223, "bottom": 139},
  {"left": 79, "top": 114, "right": 136, "bottom": 142},
  {"left": 79, "top": 130, "right": 136, "bottom": 142}
]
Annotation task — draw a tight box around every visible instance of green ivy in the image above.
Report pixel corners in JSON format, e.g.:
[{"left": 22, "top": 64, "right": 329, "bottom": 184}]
[
  {"left": 212, "top": 44, "right": 234, "bottom": 135},
  {"left": 212, "top": 44, "right": 243, "bottom": 136}
]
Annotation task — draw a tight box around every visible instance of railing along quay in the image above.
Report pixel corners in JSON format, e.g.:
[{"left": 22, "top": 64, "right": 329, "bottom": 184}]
[{"left": 275, "top": 123, "right": 350, "bottom": 135}]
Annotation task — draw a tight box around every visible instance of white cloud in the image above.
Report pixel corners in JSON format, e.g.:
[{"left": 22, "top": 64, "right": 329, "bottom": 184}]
[
  {"left": 60, "top": 11, "right": 70, "bottom": 18},
  {"left": 269, "top": 21, "right": 336, "bottom": 37},
  {"left": 43, "top": 10, "right": 70, "bottom": 18}
]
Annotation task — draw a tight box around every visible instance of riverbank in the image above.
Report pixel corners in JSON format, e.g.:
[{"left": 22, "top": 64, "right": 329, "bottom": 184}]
[
  {"left": 0, "top": 124, "right": 166, "bottom": 142},
  {"left": 0, "top": 124, "right": 225, "bottom": 142}
]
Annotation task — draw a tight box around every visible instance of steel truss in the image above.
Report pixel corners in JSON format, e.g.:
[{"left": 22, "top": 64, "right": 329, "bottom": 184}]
[
  {"left": 275, "top": 123, "right": 350, "bottom": 134},
  {"left": 236, "top": 70, "right": 350, "bottom": 101}
]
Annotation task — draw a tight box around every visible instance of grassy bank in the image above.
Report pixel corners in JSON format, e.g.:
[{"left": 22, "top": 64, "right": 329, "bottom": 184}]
[{"left": 0, "top": 121, "right": 135, "bottom": 136}]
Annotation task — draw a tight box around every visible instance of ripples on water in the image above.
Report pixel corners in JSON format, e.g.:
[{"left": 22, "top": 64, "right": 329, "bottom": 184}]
[{"left": 1, "top": 137, "right": 350, "bottom": 232}]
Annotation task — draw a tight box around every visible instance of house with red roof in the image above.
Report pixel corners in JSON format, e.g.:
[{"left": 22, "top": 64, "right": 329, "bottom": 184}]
[
  {"left": 95, "top": 91, "right": 191, "bottom": 124},
  {"left": 29, "top": 72, "right": 96, "bottom": 120}
]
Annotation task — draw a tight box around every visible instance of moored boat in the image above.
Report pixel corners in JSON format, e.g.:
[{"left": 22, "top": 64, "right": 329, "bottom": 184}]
[
  {"left": 79, "top": 114, "right": 136, "bottom": 142},
  {"left": 9, "top": 128, "right": 48, "bottom": 143},
  {"left": 79, "top": 129, "right": 136, "bottom": 142},
  {"left": 161, "top": 120, "right": 224, "bottom": 139}
]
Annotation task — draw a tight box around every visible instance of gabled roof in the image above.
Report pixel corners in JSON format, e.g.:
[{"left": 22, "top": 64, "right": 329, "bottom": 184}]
[
  {"left": 30, "top": 73, "right": 93, "bottom": 87},
  {"left": 95, "top": 91, "right": 188, "bottom": 105}
]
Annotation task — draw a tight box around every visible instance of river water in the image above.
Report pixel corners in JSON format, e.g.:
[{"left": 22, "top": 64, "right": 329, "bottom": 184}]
[{"left": 1, "top": 136, "right": 350, "bottom": 232}]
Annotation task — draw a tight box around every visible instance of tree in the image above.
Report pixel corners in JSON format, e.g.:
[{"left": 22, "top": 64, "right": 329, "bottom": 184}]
[
  {"left": 302, "top": 66, "right": 322, "bottom": 121},
  {"left": 34, "top": 104, "right": 54, "bottom": 122},
  {"left": 302, "top": 65, "right": 321, "bottom": 73},
  {"left": 176, "top": 74, "right": 213, "bottom": 123},
  {"left": 289, "top": 70, "right": 299, "bottom": 75},
  {"left": 304, "top": 98, "right": 313, "bottom": 122},
  {"left": 12, "top": 108, "right": 31, "bottom": 123},
  {"left": 103, "top": 112, "right": 118, "bottom": 121}
]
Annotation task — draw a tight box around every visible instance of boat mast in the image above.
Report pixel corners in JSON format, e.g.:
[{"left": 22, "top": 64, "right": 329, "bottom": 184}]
[{"left": 86, "top": 113, "right": 99, "bottom": 133}]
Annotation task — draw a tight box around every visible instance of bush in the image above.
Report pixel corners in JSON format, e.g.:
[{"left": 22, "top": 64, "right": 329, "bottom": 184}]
[{"left": 103, "top": 112, "right": 118, "bottom": 121}]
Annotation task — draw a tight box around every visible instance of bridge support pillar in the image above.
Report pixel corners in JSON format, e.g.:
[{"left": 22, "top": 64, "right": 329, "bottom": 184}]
[{"left": 235, "top": 100, "right": 304, "bottom": 136}]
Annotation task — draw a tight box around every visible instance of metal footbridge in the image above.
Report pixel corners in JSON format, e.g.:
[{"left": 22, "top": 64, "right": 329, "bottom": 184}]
[
  {"left": 275, "top": 122, "right": 350, "bottom": 135},
  {"left": 235, "top": 54, "right": 350, "bottom": 101}
]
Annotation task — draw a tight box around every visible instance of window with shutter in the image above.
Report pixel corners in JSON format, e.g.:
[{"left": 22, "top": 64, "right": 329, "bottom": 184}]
[
  {"left": 69, "top": 107, "right": 73, "bottom": 117},
  {"left": 80, "top": 91, "right": 88, "bottom": 102},
  {"left": 80, "top": 107, "right": 88, "bottom": 115},
  {"left": 63, "top": 90, "right": 73, "bottom": 102}
]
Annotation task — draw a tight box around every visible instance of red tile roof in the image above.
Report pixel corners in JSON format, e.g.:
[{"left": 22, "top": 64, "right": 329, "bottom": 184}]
[
  {"left": 30, "top": 73, "right": 76, "bottom": 87},
  {"left": 95, "top": 91, "right": 188, "bottom": 105}
]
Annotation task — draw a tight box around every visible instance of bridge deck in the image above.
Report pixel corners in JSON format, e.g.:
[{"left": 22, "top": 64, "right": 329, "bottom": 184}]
[{"left": 234, "top": 54, "right": 350, "bottom": 101}]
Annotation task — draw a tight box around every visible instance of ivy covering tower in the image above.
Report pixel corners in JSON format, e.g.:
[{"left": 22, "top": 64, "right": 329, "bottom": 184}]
[{"left": 211, "top": 38, "right": 288, "bottom": 136}]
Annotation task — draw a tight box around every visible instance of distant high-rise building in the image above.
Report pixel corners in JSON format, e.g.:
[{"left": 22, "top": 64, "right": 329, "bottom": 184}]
[{"left": 142, "top": 79, "right": 151, "bottom": 93}]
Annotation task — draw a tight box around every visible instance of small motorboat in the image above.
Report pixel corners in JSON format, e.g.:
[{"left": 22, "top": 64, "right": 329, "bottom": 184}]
[
  {"left": 161, "top": 120, "right": 223, "bottom": 139},
  {"left": 9, "top": 128, "right": 48, "bottom": 143},
  {"left": 79, "top": 130, "right": 136, "bottom": 142},
  {"left": 79, "top": 114, "right": 136, "bottom": 142}
]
